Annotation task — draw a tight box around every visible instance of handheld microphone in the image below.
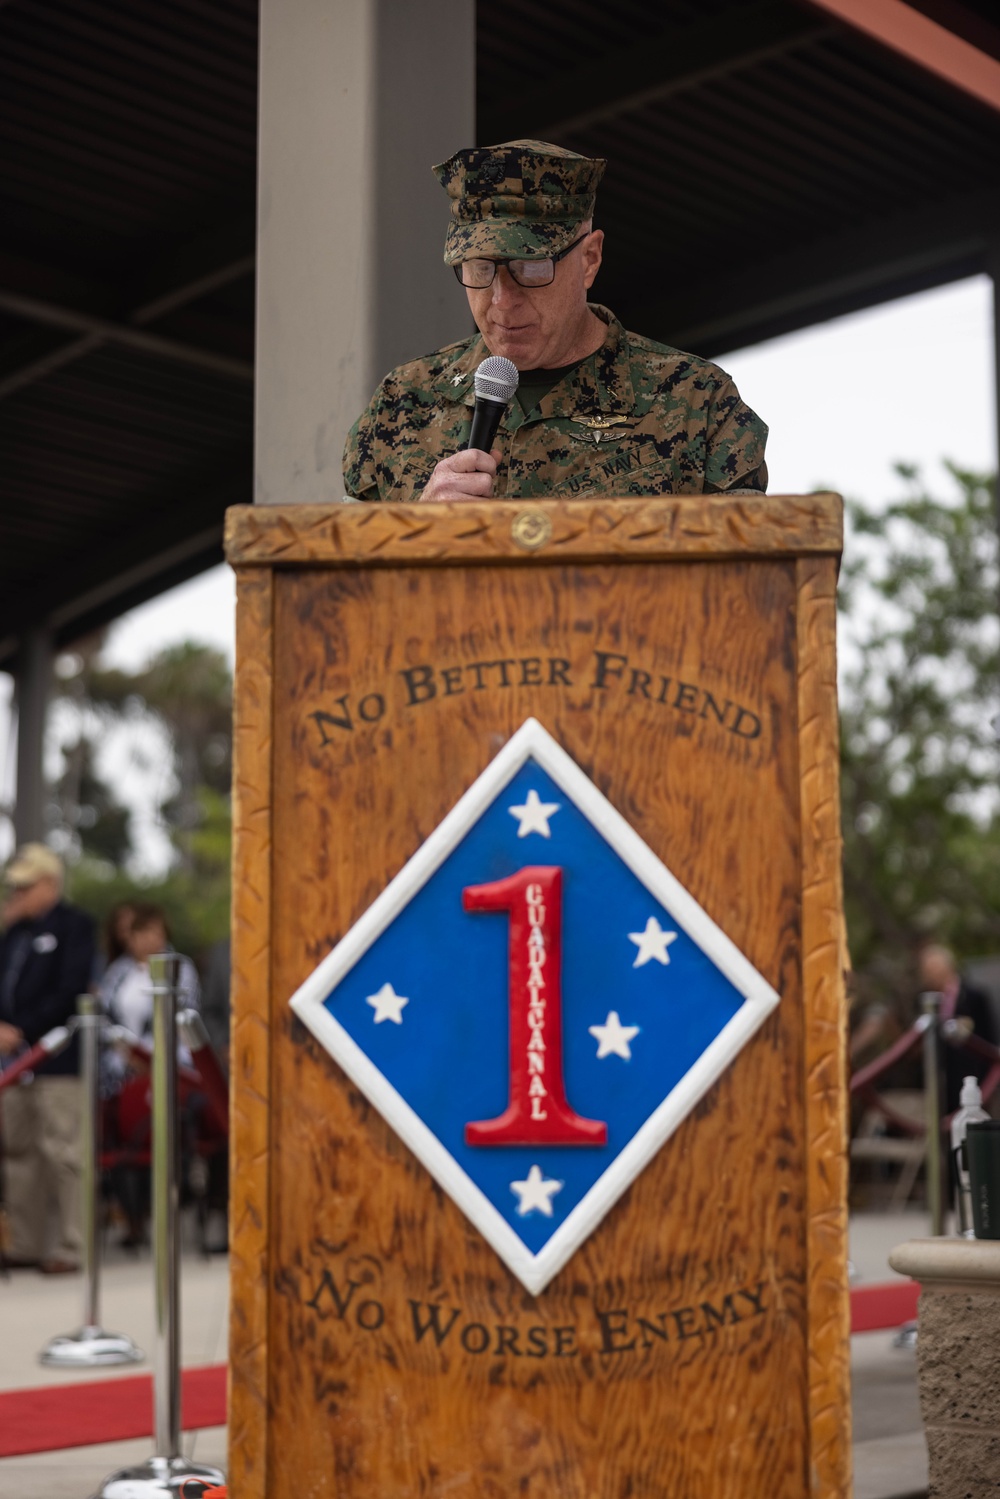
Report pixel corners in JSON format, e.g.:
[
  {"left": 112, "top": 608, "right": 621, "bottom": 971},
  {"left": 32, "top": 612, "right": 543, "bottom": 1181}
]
[{"left": 467, "top": 356, "right": 519, "bottom": 452}]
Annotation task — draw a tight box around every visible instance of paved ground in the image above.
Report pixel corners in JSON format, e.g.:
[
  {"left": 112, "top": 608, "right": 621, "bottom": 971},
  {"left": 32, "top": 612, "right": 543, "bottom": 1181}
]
[
  {"left": 0, "top": 1427, "right": 227, "bottom": 1499},
  {"left": 0, "top": 1210, "right": 933, "bottom": 1498},
  {"left": 850, "top": 1206, "right": 929, "bottom": 1285},
  {"left": 0, "top": 1250, "right": 229, "bottom": 1394},
  {"left": 0, "top": 1221, "right": 228, "bottom": 1499},
  {"left": 852, "top": 1331, "right": 926, "bottom": 1498},
  {"left": 851, "top": 1208, "right": 929, "bottom": 1499}
]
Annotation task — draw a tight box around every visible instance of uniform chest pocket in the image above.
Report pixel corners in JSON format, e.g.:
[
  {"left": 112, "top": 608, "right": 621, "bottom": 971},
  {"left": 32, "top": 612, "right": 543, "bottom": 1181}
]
[{"left": 383, "top": 455, "right": 438, "bottom": 504}]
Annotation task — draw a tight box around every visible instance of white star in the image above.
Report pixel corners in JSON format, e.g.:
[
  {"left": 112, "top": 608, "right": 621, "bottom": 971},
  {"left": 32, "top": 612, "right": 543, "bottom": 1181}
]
[
  {"left": 366, "top": 982, "right": 409, "bottom": 1024},
  {"left": 589, "top": 1010, "right": 640, "bottom": 1060},
  {"left": 628, "top": 916, "right": 678, "bottom": 968},
  {"left": 508, "top": 788, "right": 561, "bottom": 838},
  {"left": 510, "top": 1164, "right": 563, "bottom": 1217}
]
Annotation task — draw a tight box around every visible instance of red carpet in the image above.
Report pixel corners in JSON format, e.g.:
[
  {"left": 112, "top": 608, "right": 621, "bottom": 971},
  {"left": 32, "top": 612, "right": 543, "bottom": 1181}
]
[
  {"left": 0, "top": 1363, "right": 226, "bottom": 1458},
  {"left": 0, "top": 1282, "right": 920, "bottom": 1458},
  {"left": 850, "top": 1277, "right": 919, "bottom": 1333}
]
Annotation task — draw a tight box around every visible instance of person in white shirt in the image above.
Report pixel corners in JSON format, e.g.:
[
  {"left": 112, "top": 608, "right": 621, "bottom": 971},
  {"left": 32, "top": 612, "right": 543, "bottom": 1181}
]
[
  {"left": 98, "top": 903, "right": 200, "bottom": 1248},
  {"left": 100, "top": 904, "right": 199, "bottom": 1044}
]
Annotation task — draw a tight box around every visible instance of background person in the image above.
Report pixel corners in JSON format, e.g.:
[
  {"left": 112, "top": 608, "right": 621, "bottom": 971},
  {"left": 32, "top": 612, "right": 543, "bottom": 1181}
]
[
  {"left": 918, "top": 943, "right": 998, "bottom": 1115},
  {"left": 101, "top": 899, "right": 137, "bottom": 972},
  {"left": 99, "top": 902, "right": 201, "bottom": 1248},
  {"left": 100, "top": 902, "right": 199, "bottom": 1046},
  {"left": 0, "top": 843, "right": 95, "bottom": 1273}
]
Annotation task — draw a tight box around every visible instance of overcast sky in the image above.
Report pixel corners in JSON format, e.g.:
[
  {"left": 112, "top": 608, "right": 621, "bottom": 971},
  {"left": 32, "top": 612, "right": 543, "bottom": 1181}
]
[{"left": 1, "top": 273, "right": 996, "bottom": 864}]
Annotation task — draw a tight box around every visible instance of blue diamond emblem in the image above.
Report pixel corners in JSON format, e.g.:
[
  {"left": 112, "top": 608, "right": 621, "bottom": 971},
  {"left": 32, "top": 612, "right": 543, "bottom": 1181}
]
[{"left": 290, "top": 718, "right": 779, "bottom": 1293}]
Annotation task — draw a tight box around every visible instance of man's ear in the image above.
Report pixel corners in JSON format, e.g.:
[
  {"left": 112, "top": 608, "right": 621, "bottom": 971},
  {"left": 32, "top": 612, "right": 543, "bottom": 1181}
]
[{"left": 582, "top": 229, "right": 604, "bottom": 290}]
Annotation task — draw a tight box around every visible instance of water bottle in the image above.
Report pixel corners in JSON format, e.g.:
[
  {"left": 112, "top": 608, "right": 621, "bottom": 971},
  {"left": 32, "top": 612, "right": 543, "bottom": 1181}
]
[{"left": 952, "top": 1075, "right": 989, "bottom": 1237}]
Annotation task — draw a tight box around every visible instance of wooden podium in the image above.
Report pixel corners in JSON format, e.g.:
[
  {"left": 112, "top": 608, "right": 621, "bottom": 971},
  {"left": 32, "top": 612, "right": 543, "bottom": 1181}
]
[{"left": 224, "top": 494, "right": 850, "bottom": 1499}]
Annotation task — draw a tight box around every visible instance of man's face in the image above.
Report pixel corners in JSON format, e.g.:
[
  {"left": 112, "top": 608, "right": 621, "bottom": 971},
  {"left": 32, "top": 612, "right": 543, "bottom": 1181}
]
[
  {"left": 2, "top": 874, "right": 61, "bottom": 925},
  {"left": 464, "top": 228, "right": 604, "bottom": 370},
  {"left": 919, "top": 948, "right": 956, "bottom": 992}
]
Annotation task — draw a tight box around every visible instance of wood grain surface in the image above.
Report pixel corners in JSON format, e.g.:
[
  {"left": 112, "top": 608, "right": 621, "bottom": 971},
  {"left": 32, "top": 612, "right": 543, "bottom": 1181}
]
[
  {"left": 228, "top": 569, "right": 274, "bottom": 1499},
  {"left": 227, "top": 500, "right": 851, "bottom": 1498},
  {"left": 797, "top": 558, "right": 852, "bottom": 1496},
  {"left": 224, "top": 493, "right": 843, "bottom": 569}
]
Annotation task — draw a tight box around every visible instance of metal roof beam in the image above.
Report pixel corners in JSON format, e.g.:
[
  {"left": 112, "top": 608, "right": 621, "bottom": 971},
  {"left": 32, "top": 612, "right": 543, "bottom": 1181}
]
[
  {"left": 477, "top": 0, "right": 832, "bottom": 142},
  {"left": 625, "top": 186, "right": 998, "bottom": 353},
  {"left": 0, "top": 227, "right": 255, "bottom": 403},
  {"left": 0, "top": 250, "right": 115, "bottom": 316},
  {"left": 804, "top": 0, "right": 1000, "bottom": 114},
  {"left": 132, "top": 253, "right": 254, "bottom": 326},
  {"left": 125, "top": 216, "right": 257, "bottom": 322},
  {"left": 0, "top": 331, "right": 102, "bottom": 403},
  {"left": 0, "top": 463, "right": 251, "bottom": 670},
  {"left": 906, "top": 2, "right": 1000, "bottom": 63},
  {"left": 0, "top": 287, "right": 253, "bottom": 386}
]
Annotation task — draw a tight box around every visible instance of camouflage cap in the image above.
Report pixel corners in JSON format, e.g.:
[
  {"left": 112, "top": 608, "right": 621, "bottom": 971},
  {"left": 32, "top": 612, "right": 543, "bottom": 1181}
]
[{"left": 432, "top": 139, "right": 606, "bottom": 265}]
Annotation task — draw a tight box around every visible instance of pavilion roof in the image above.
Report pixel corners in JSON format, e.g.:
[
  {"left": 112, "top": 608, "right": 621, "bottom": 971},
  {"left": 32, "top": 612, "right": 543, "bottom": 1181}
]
[{"left": 2, "top": 0, "right": 998, "bottom": 664}]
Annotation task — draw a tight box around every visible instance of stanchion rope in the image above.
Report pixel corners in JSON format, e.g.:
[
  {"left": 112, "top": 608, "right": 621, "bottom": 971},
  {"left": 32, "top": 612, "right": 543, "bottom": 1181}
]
[{"left": 850, "top": 1015, "right": 1000, "bottom": 1135}]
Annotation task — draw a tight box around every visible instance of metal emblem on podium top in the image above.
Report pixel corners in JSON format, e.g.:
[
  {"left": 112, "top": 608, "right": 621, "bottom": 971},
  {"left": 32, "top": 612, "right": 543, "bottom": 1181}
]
[
  {"left": 510, "top": 509, "right": 552, "bottom": 550},
  {"left": 289, "top": 717, "right": 779, "bottom": 1294}
]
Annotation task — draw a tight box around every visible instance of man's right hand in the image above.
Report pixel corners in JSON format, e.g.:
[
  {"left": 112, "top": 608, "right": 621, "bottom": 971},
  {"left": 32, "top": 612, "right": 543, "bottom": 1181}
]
[{"left": 420, "top": 448, "right": 502, "bottom": 503}]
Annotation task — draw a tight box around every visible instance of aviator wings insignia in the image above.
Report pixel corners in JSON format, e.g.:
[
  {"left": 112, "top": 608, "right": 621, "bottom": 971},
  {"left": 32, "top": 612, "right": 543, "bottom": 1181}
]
[{"left": 570, "top": 415, "right": 638, "bottom": 446}]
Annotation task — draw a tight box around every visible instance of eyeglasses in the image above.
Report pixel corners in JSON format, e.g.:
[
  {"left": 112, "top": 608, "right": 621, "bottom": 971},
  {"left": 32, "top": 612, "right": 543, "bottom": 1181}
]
[{"left": 453, "top": 232, "right": 590, "bottom": 289}]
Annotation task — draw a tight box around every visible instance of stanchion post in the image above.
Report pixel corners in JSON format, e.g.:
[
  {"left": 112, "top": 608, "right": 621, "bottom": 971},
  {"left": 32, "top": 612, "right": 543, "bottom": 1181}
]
[
  {"left": 921, "top": 990, "right": 945, "bottom": 1236},
  {"left": 82, "top": 994, "right": 101, "bottom": 1333},
  {"left": 152, "top": 953, "right": 182, "bottom": 1459},
  {"left": 89, "top": 956, "right": 225, "bottom": 1497},
  {"left": 40, "top": 996, "right": 143, "bottom": 1368}
]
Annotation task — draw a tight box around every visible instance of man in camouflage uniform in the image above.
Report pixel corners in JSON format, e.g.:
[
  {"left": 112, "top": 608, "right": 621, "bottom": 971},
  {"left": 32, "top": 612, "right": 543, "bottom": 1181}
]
[{"left": 343, "top": 141, "right": 767, "bottom": 504}]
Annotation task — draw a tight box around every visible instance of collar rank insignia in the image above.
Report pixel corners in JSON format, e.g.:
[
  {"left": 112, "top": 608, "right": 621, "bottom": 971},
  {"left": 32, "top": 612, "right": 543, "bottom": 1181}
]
[{"left": 290, "top": 717, "right": 778, "bottom": 1293}]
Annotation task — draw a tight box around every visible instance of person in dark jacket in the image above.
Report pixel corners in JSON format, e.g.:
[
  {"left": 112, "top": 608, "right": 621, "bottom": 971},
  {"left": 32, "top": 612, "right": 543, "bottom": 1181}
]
[
  {"left": 918, "top": 944, "right": 999, "bottom": 1115},
  {"left": 0, "top": 843, "right": 96, "bottom": 1272}
]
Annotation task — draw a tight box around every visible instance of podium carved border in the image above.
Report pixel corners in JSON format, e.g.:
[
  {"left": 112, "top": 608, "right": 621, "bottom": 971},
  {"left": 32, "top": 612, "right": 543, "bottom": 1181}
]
[
  {"left": 796, "top": 557, "right": 852, "bottom": 1496},
  {"left": 228, "top": 569, "right": 274, "bottom": 1499},
  {"left": 227, "top": 511, "right": 851, "bottom": 1498},
  {"left": 225, "top": 494, "right": 842, "bottom": 568}
]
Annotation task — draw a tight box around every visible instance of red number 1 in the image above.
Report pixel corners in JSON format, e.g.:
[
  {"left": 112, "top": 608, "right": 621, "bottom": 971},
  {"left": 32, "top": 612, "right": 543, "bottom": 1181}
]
[{"left": 463, "top": 866, "right": 607, "bottom": 1147}]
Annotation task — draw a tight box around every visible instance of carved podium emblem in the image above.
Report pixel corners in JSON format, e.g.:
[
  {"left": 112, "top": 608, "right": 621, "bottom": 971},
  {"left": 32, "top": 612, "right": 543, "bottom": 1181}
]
[{"left": 290, "top": 718, "right": 778, "bottom": 1294}]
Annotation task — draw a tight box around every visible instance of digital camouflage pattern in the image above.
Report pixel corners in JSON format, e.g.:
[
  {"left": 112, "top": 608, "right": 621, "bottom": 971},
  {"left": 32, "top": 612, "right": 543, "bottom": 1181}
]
[
  {"left": 343, "top": 305, "right": 768, "bottom": 502},
  {"left": 432, "top": 140, "right": 606, "bottom": 264}
]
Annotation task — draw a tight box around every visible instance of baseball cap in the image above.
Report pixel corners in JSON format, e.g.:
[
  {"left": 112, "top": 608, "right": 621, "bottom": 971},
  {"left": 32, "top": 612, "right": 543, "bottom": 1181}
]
[{"left": 4, "top": 842, "right": 64, "bottom": 889}]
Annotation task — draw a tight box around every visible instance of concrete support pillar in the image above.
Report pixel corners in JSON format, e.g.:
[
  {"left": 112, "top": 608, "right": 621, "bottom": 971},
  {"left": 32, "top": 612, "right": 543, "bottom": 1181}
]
[
  {"left": 13, "top": 625, "right": 53, "bottom": 846},
  {"left": 988, "top": 245, "right": 1000, "bottom": 619},
  {"left": 991, "top": 243, "right": 1000, "bottom": 480},
  {"left": 254, "top": 0, "right": 475, "bottom": 506}
]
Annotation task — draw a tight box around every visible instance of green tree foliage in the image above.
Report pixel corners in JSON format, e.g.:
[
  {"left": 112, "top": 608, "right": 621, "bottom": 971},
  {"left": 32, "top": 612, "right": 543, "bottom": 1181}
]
[
  {"left": 50, "top": 635, "right": 133, "bottom": 869},
  {"left": 53, "top": 640, "right": 232, "bottom": 965},
  {"left": 53, "top": 736, "right": 132, "bottom": 867},
  {"left": 839, "top": 463, "right": 1000, "bottom": 1016},
  {"left": 82, "top": 642, "right": 232, "bottom": 871},
  {"left": 67, "top": 792, "right": 230, "bottom": 965}
]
